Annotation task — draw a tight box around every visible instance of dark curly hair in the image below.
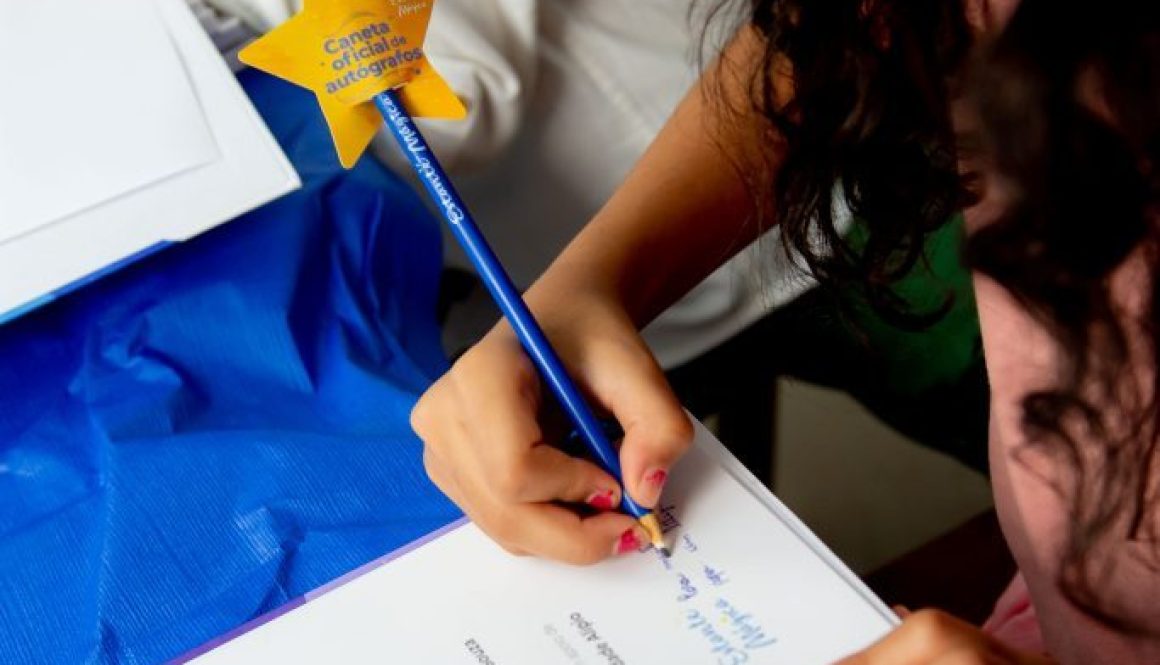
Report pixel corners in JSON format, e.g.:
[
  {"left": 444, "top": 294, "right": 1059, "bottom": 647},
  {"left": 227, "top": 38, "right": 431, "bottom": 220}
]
[
  {"left": 743, "top": 0, "right": 973, "bottom": 326},
  {"left": 724, "top": 0, "right": 1160, "bottom": 636}
]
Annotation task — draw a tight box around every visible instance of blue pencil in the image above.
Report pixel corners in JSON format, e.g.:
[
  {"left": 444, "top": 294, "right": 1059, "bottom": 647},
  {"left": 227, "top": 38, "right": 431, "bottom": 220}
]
[{"left": 375, "top": 88, "right": 668, "bottom": 557}]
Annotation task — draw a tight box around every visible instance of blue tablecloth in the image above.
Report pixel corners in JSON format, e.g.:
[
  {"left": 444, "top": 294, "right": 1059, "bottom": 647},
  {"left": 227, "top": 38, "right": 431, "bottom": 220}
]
[{"left": 0, "top": 71, "right": 461, "bottom": 664}]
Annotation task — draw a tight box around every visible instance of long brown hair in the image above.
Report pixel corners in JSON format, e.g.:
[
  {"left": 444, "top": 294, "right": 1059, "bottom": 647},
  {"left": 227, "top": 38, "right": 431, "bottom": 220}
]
[
  {"left": 744, "top": 0, "right": 973, "bottom": 326},
  {"left": 729, "top": 0, "right": 1160, "bottom": 633}
]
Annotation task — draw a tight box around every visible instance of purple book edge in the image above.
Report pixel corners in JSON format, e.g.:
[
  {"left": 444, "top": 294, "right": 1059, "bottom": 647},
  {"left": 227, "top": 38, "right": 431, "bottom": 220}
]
[{"left": 167, "top": 516, "right": 470, "bottom": 663}]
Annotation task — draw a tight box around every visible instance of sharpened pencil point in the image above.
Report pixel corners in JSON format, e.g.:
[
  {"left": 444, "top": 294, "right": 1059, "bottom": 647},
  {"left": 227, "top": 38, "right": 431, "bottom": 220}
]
[
  {"left": 659, "top": 546, "right": 672, "bottom": 559},
  {"left": 638, "top": 513, "right": 667, "bottom": 557}
]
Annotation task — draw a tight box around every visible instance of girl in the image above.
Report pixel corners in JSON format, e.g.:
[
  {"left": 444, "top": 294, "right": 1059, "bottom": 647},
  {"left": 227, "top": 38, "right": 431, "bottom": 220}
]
[
  {"left": 413, "top": 0, "right": 1160, "bottom": 661},
  {"left": 219, "top": 0, "right": 989, "bottom": 474},
  {"left": 844, "top": 3, "right": 1160, "bottom": 659}
]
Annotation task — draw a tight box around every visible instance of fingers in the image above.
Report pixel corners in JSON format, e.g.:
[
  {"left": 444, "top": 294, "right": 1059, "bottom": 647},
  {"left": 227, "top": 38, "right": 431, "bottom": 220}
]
[
  {"left": 418, "top": 350, "right": 622, "bottom": 507},
  {"left": 454, "top": 341, "right": 544, "bottom": 463},
  {"left": 619, "top": 409, "right": 693, "bottom": 509},
  {"left": 413, "top": 310, "right": 691, "bottom": 565},
  {"left": 564, "top": 327, "right": 692, "bottom": 511},
  {"left": 495, "top": 504, "right": 650, "bottom": 565},
  {"left": 424, "top": 445, "right": 649, "bottom": 565},
  {"left": 587, "top": 342, "right": 692, "bottom": 509},
  {"left": 835, "top": 610, "right": 975, "bottom": 665},
  {"left": 504, "top": 444, "right": 623, "bottom": 505},
  {"left": 833, "top": 609, "right": 1047, "bottom": 665},
  {"left": 414, "top": 332, "right": 647, "bottom": 563}
]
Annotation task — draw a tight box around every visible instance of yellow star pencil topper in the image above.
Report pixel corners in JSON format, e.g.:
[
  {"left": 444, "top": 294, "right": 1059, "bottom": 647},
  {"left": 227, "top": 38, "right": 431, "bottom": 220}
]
[{"left": 240, "top": 0, "right": 466, "bottom": 167}]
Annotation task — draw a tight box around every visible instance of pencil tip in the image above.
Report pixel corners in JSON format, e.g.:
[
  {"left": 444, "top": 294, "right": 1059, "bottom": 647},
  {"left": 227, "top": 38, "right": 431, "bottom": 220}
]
[
  {"left": 659, "top": 546, "right": 672, "bottom": 558},
  {"left": 637, "top": 513, "right": 668, "bottom": 558}
]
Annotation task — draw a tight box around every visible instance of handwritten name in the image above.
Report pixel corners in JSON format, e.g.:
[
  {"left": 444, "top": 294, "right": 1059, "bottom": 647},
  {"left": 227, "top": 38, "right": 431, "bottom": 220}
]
[
  {"left": 681, "top": 534, "right": 699, "bottom": 553},
  {"left": 686, "top": 609, "right": 749, "bottom": 664},
  {"left": 677, "top": 573, "right": 698, "bottom": 602},
  {"left": 716, "top": 598, "right": 777, "bottom": 650},
  {"left": 685, "top": 598, "right": 777, "bottom": 664},
  {"left": 658, "top": 504, "right": 681, "bottom": 533},
  {"left": 703, "top": 564, "right": 728, "bottom": 587}
]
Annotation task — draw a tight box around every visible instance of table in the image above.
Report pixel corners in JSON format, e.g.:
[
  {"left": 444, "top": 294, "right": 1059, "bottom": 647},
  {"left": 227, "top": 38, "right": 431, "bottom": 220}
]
[{"left": 0, "top": 72, "right": 460, "bottom": 664}]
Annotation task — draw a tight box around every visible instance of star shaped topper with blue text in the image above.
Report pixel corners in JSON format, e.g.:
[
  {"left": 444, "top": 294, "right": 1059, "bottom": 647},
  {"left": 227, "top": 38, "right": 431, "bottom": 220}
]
[{"left": 240, "top": 0, "right": 466, "bottom": 167}]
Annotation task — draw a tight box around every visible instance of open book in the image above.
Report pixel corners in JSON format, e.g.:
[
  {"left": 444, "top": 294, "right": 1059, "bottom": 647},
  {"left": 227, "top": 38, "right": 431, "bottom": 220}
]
[{"left": 180, "top": 418, "right": 895, "bottom": 664}]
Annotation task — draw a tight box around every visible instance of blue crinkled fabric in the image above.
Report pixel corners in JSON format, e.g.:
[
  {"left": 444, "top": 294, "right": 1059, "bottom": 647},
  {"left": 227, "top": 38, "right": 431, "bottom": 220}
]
[{"left": 0, "top": 70, "right": 461, "bottom": 664}]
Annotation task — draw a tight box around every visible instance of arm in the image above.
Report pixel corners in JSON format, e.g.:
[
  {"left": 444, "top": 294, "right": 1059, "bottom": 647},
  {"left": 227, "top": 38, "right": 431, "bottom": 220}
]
[
  {"left": 837, "top": 609, "right": 1055, "bottom": 665},
  {"left": 526, "top": 26, "right": 780, "bottom": 327},
  {"left": 413, "top": 28, "right": 792, "bottom": 564}
]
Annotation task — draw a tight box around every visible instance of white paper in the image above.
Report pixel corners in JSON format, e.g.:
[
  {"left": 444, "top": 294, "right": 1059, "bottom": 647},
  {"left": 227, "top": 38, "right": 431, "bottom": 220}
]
[
  {"left": 0, "top": 0, "right": 299, "bottom": 318},
  {"left": 0, "top": 0, "right": 219, "bottom": 241},
  {"left": 189, "top": 420, "right": 895, "bottom": 665}
]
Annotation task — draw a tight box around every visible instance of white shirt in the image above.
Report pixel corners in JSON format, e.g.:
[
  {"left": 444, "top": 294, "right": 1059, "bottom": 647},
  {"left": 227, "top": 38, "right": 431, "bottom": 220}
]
[{"left": 214, "top": 0, "right": 817, "bottom": 368}]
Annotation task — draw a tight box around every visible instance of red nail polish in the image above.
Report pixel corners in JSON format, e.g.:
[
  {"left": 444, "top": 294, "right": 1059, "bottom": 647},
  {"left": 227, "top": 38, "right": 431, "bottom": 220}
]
[
  {"left": 646, "top": 468, "right": 668, "bottom": 487},
  {"left": 586, "top": 490, "right": 616, "bottom": 511},
  {"left": 615, "top": 529, "right": 641, "bottom": 555}
]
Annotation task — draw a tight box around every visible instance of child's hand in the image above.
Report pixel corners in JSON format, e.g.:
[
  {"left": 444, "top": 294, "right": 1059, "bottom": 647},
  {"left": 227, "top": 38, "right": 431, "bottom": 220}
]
[
  {"left": 836, "top": 609, "right": 1055, "bottom": 665},
  {"left": 411, "top": 295, "right": 693, "bottom": 564}
]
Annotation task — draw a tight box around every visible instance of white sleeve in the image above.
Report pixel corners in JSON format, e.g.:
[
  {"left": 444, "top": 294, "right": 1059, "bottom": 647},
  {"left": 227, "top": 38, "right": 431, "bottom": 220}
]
[
  {"left": 204, "top": 0, "right": 300, "bottom": 33},
  {"left": 210, "top": 0, "right": 538, "bottom": 174},
  {"left": 392, "top": 0, "right": 538, "bottom": 173}
]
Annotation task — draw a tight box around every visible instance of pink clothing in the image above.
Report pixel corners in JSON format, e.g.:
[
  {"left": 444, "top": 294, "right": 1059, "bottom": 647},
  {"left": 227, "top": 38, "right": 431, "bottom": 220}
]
[
  {"left": 974, "top": 263, "right": 1160, "bottom": 664},
  {"left": 965, "top": 4, "right": 1159, "bottom": 659},
  {"left": 983, "top": 573, "right": 1045, "bottom": 654}
]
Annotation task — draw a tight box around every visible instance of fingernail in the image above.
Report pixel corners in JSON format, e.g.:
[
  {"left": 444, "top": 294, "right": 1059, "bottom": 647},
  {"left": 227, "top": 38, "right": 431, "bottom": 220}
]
[
  {"left": 585, "top": 489, "right": 616, "bottom": 511},
  {"left": 639, "top": 468, "right": 668, "bottom": 506},
  {"left": 614, "top": 528, "right": 641, "bottom": 556}
]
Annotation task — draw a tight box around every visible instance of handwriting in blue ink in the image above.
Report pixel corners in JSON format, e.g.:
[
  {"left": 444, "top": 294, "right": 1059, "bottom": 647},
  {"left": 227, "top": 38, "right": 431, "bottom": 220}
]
[
  {"left": 702, "top": 564, "right": 728, "bottom": 587},
  {"left": 677, "top": 573, "right": 698, "bottom": 602}
]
